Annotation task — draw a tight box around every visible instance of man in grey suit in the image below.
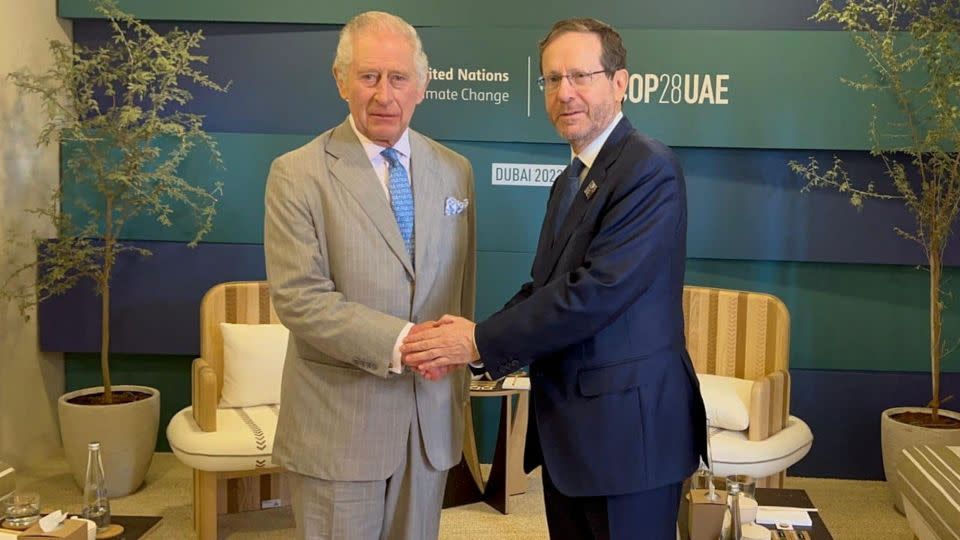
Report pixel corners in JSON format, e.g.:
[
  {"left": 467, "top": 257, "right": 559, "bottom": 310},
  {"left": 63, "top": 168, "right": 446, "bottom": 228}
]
[{"left": 263, "top": 11, "right": 475, "bottom": 539}]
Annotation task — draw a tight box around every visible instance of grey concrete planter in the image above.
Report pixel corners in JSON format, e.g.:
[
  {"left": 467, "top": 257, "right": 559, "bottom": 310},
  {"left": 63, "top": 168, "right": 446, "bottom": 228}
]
[
  {"left": 58, "top": 385, "right": 160, "bottom": 497},
  {"left": 880, "top": 406, "right": 960, "bottom": 513}
]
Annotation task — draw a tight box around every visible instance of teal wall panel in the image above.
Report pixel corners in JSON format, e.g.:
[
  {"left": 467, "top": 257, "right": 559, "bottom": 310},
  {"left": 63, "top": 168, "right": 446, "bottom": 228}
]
[
  {"left": 71, "top": 22, "right": 894, "bottom": 149},
  {"left": 62, "top": 133, "right": 311, "bottom": 244},
  {"left": 63, "top": 132, "right": 939, "bottom": 266},
  {"left": 478, "top": 251, "right": 960, "bottom": 374},
  {"left": 64, "top": 354, "right": 194, "bottom": 453},
  {"left": 423, "top": 30, "right": 895, "bottom": 150},
  {"left": 688, "top": 259, "right": 960, "bottom": 374},
  {"left": 476, "top": 250, "right": 535, "bottom": 320}
]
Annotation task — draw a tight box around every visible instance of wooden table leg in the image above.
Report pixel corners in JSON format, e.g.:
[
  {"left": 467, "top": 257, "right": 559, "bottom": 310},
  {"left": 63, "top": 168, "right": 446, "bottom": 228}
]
[
  {"left": 484, "top": 394, "right": 513, "bottom": 514},
  {"left": 507, "top": 392, "right": 529, "bottom": 496},
  {"left": 446, "top": 389, "right": 531, "bottom": 514},
  {"left": 443, "top": 400, "right": 485, "bottom": 508},
  {"left": 484, "top": 390, "right": 531, "bottom": 513}
]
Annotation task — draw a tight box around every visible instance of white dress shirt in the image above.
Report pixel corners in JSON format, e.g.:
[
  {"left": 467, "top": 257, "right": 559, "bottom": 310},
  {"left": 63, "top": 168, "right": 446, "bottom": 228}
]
[
  {"left": 571, "top": 111, "right": 623, "bottom": 183},
  {"left": 347, "top": 115, "right": 414, "bottom": 374}
]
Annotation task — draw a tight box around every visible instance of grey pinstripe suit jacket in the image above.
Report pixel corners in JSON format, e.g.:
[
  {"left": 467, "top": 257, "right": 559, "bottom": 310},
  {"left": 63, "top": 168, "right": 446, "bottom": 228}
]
[{"left": 264, "top": 119, "right": 475, "bottom": 481}]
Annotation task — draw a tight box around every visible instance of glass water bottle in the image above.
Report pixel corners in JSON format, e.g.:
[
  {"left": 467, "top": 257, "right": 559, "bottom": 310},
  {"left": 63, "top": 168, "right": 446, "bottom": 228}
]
[
  {"left": 81, "top": 441, "right": 111, "bottom": 530},
  {"left": 727, "top": 480, "right": 742, "bottom": 540}
]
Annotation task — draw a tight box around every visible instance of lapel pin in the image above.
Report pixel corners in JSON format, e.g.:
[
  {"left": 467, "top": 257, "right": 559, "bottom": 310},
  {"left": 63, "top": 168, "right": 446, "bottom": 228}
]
[{"left": 583, "top": 180, "right": 598, "bottom": 199}]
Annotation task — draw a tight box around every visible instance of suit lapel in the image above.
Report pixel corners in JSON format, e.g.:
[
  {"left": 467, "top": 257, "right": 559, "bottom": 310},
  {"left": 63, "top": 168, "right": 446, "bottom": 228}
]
[
  {"left": 538, "top": 117, "right": 634, "bottom": 282},
  {"left": 326, "top": 121, "right": 414, "bottom": 277},
  {"left": 532, "top": 164, "right": 569, "bottom": 283},
  {"left": 410, "top": 130, "right": 444, "bottom": 309}
]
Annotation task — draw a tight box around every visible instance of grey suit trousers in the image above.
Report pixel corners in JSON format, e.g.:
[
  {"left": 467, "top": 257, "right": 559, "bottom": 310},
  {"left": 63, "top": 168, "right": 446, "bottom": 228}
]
[{"left": 288, "top": 404, "right": 448, "bottom": 540}]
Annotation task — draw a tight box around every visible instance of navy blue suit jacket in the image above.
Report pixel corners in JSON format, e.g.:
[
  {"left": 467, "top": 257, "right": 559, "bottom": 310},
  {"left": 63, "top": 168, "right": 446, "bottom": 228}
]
[{"left": 476, "top": 117, "right": 707, "bottom": 497}]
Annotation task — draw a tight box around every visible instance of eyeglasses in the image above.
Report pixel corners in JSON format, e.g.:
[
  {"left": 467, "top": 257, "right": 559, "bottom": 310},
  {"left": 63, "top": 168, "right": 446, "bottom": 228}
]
[{"left": 537, "top": 70, "right": 610, "bottom": 92}]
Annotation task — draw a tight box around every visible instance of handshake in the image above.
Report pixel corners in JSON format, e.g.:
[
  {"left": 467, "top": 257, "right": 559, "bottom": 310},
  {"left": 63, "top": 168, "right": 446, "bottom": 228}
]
[{"left": 400, "top": 315, "right": 481, "bottom": 381}]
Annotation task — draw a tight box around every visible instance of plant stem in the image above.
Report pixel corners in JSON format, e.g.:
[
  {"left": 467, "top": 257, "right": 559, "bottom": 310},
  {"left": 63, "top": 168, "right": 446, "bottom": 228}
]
[
  {"left": 930, "top": 249, "right": 942, "bottom": 422},
  {"left": 101, "top": 197, "right": 114, "bottom": 404}
]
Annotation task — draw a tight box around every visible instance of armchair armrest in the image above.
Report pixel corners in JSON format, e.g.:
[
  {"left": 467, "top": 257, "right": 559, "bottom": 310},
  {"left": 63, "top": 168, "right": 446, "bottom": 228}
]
[
  {"left": 747, "top": 370, "right": 790, "bottom": 441},
  {"left": 192, "top": 357, "right": 218, "bottom": 432}
]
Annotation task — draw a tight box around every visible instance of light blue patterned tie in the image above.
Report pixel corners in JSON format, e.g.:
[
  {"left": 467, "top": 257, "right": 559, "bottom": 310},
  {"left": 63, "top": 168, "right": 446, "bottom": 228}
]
[{"left": 381, "top": 147, "right": 415, "bottom": 264}]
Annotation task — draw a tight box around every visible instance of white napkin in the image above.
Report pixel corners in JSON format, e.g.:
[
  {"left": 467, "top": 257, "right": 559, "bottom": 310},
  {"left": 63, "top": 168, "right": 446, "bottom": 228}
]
[
  {"left": 38, "top": 510, "right": 65, "bottom": 532},
  {"left": 755, "top": 507, "right": 812, "bottom": 527}
]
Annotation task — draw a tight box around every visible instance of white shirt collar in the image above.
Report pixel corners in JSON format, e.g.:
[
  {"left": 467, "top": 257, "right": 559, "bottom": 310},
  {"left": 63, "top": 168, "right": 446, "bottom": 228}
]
[
  {"left": 571, "top": 111, "right": 624, "bottom": 170},
  {"left": 348, "top": 114, "right": 412, "bottom": 162}
]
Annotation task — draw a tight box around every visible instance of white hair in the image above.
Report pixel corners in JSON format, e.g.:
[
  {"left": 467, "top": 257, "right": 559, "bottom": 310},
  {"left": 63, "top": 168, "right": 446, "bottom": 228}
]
[{"left": 333, "top": 11, "right": 429, "bottom": 85}]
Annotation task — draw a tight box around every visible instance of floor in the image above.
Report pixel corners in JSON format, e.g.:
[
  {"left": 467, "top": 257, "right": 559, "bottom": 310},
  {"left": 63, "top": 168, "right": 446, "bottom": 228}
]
[{"left": 13, "top": 453, "right": 915, "bottom": 539}]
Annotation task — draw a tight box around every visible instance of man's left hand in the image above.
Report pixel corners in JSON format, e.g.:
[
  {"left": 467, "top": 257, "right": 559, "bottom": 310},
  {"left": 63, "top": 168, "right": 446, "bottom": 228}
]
[{"left": 401, "top": 314, "right": 479, "bottom": 370}]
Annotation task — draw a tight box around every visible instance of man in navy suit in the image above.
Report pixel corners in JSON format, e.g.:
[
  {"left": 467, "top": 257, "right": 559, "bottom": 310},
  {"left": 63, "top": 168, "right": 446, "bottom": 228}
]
[{"left": 402, "top": 18, "right": 707, "bottom": 539}]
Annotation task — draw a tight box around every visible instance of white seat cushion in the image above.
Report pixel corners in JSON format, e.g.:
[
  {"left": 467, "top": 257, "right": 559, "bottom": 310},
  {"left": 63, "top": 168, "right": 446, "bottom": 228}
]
[
  {"left": 709, "top": 416, "right": 813, "bottom": 478},
  {"left": 167, "top": 405, "right": 279, "bottom": 472}
]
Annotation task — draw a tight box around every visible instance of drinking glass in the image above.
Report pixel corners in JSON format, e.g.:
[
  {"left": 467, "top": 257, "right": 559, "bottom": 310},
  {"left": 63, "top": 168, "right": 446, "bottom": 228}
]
[
  {"left": 725, "top": 474, "right": 756, "bottom": 500},
  {"left": 2, "top": 491, "right": 40, "bottom": 528}
]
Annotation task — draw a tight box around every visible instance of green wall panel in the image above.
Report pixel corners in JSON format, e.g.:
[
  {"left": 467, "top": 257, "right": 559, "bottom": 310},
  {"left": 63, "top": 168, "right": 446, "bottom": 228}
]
[
  {"left": 689, "top": 259, "right": 960, "bottom": 373},
  {"left": 68, "top": 22, "right": 897, "bottom": 149},
  {"left": 476, "top": 250, "right": 535, "bottom": 320},
  {"left": 61, "top": 133, "right": 311, "bottom": 245},
  {"left": 63, "top": 133, "right": 925, "bottom": 267},
  {"left": 62, "top": 134, "right": 563, "bottom": 247},
  {"left": 419, "top": 30, "right": 891, "bottom": 150},
  {"left": 58, "top": 0, "right": 823, "bottom": 28},
  {"left": 478, "top": 251, "right": 960, "bottom": 374}
]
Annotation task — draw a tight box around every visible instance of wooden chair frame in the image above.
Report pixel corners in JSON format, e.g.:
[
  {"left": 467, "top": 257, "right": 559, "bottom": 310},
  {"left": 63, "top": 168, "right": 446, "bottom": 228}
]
[
  {"left": 191, "top": 281, "right": 286, "bottom": 539},
  {"left": 683, "top": 285, "right": 793, "bottom": 488}
]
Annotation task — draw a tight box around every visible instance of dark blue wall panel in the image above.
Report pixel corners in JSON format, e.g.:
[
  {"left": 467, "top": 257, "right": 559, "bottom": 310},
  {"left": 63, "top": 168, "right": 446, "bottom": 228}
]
[
  {"left": 790, "top": 370, "right": 960, "bottom": 480},
  {"left": 39, "top": 241, "right": 265, "bottom": 355}
]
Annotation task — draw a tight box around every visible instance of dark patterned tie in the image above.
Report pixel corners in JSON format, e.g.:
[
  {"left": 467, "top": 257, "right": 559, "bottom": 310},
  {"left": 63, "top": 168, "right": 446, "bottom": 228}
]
[
  {"left": 552, "top": 157, "right": 586, "bottom": 238},
  {"left": 381, "top": 147, "right": 415, "bottom": 265}
]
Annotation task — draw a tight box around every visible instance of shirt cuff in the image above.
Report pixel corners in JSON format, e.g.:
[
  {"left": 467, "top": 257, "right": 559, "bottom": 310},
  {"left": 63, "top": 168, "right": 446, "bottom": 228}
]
[
  {"left": 468, "top": 361, "right": 488, "bottom": 379},
  {"left": 391, "top": 322, "right": 414, "bottom": 374}
]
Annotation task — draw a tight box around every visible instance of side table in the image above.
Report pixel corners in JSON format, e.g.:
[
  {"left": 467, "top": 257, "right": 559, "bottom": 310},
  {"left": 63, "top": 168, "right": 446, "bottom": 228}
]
[
  {"left": 680, "top": 487, "right": 833, "bottom": 540},
  {"left": 443, "top": 379, "right": 530, "bottom": 514}
]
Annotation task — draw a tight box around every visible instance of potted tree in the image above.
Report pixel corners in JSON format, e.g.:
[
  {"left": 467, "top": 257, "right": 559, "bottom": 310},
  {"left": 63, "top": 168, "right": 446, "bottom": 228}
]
[
  {"left": 2, "top": 0, "right": 228, "bottom": 496},
  {"left": 790, "top": 0, "right": 960, "bottom": 510}
]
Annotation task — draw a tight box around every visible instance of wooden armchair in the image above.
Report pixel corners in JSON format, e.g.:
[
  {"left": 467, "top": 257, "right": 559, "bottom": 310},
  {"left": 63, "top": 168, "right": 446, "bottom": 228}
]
[
  {"left": 682, "top": 285, "right": 812, "bottom": 488},
  {"left": 166, "top": 281, "right": 288, "bottom": 539}
]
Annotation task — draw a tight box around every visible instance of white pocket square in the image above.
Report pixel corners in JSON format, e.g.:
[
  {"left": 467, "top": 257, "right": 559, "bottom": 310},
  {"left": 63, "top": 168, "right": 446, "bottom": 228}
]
[{"left": 444, "top": 196, "right": 469, "bottom": 216}]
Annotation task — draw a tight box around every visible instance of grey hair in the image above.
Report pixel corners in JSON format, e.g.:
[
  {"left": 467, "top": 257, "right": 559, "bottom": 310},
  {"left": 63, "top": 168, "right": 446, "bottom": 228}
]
[{"left": 333, "top": 11, "right": 429, "bottom": 85}]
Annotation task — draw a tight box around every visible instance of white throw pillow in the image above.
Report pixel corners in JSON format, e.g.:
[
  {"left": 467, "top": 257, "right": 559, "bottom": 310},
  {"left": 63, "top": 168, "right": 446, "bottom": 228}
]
[
  {"left": 697, "top": 373, "right": 754, "bottom": 431},
  {"left": 219, "top": 323, "right": 289, "bottom": 408}
]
